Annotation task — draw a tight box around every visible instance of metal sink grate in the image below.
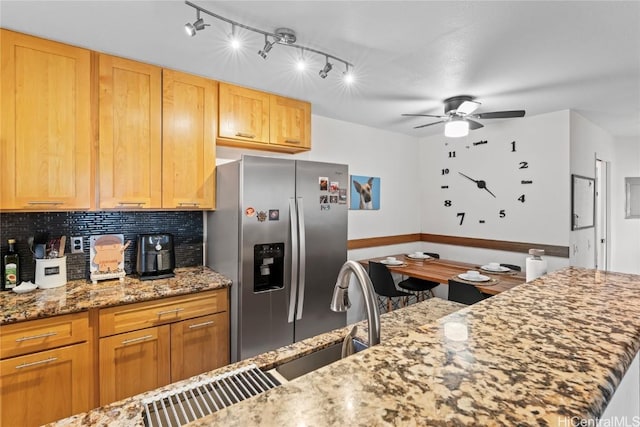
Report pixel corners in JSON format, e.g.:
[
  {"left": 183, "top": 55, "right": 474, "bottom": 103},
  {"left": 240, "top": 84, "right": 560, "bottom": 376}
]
[{"left": 142, "top": 364, "right": 281, "bottom": 427}]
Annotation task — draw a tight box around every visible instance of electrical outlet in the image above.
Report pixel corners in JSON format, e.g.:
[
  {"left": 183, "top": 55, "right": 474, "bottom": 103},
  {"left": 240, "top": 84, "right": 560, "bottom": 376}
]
[{"left": 71, "top": 236, "right": 84, "bottom": 254}]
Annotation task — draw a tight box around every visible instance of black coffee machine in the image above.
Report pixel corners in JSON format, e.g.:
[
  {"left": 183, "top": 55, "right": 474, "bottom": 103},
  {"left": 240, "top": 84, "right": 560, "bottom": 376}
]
[{"left": 136, "top": 234, "right": 176, "bottom": 280}]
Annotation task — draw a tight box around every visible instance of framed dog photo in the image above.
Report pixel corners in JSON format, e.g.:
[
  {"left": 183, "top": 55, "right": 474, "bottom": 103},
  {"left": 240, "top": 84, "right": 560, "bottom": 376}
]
[{"left": 350, "top": 175, "right": 380, "bottom": 210}]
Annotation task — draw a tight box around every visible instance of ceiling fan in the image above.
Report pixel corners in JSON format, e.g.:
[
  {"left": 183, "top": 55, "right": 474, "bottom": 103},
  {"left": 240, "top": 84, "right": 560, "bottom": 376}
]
[{"left": 402, "top": 95, "right": 526, "bottom": 137}]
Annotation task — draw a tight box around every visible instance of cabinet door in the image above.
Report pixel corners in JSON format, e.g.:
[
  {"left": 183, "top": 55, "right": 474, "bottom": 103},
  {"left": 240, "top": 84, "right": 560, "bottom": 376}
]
[
  {"left": 270, "top": 95, "right": 311, "bottom": 149},
  {"left": 0, "top": 342, "right": 90, "bottom": 427},
  {"left": 99, "top": 54, "right": 162, "bottom": 209},
  {"left": 0, "top": 29, "right": 92, "bottom": 210},
  {"left": 170, "top": 311, "right": 229, "bottom": 382},
  {"left": 162, "top": 69, "right": 217, "bottom": 209},
  {"left": 99, "top": 325, "right": 170, "bottom": 405},
  {"left": 218, "top": 83, "right": 270, "bottom": 143}
]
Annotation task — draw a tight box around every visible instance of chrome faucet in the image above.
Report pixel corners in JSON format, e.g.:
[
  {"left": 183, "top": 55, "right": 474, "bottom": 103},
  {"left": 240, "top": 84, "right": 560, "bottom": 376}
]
[{"left": 330, "top": 260, "right": 381, "bottom": 347}]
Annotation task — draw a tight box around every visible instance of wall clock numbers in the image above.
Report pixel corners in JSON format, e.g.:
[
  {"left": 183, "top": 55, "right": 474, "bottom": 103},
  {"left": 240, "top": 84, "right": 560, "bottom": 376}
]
[{"left": 440, "top": 139, "right": 533, "bottom": 227}]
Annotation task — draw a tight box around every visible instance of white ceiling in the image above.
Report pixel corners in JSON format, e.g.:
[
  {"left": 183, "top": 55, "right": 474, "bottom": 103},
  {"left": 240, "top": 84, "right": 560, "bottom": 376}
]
[{"left": 2, "top": 1, "right": 639, "bottom": 139}]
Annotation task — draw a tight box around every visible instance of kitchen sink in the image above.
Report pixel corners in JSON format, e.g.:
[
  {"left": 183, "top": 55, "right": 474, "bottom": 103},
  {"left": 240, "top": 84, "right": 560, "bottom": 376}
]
[{"left": 268, "top": 338, "right": 368, "bottom": 382}]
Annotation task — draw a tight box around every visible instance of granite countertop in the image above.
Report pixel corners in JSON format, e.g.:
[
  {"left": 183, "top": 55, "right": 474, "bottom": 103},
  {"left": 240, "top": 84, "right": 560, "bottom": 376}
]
[
  {"left": 47, "top": 267, "right": 640, "bottom": 426},
  {"left": 47, "top": 297, "right": 464, "bottom": 426},
  {"left": 0, "top": 266, "right": 232, "bottom": 325}
]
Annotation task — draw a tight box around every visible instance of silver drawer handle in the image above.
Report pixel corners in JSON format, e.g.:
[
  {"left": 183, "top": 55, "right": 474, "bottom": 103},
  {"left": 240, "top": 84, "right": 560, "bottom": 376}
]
[
  {"left": 16, "top": 357, "right": 58, "bottom": 369},
  {"left": 178, "top": 202, "right": 200, "bottom": 207},
  {"left": 188, "top": 320, "right": 214, "bottom": 329},
  {"left": 156, "top": 308, "right": 184, "bottom": 317},
  {"left": 28, "top": 201, "right": 63, "bottom": 205},
  {"left": 121, "top": 334, "right": 153, "bottom": 345},
  {"left": 15, "top": 331, "right": 58, "bottom": 342},
  {"left": 118, "top": 201, "right": 145, "bottom": 206},
  {"left": 235, "top": 132, "right": 256, "bottom": 139},
  {"left": 284, "top": 139, "right": 301, "bottom": 144}
]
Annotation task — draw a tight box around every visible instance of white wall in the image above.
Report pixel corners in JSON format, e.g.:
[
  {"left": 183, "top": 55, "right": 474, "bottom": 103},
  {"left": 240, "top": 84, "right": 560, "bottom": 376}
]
[
  {"left": 569, "top": 111, "right": 615, "bottom": 268},
  {"left": 417, "top": 111, "right": 572, "bottom": 280},
  {"left": 610, "top": 138, "right": 640, "bottom": 274}
]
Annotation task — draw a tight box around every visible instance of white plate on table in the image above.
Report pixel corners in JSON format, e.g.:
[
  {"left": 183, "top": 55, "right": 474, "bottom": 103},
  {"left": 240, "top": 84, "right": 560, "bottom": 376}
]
[
  {"left": 406, "top": 253, "right": 431, "bottom": 260},
  {"left": 457, "top": 273, "right": 491, "bottom": 282},
  {"left": 480, "top": 265, "right": 511, "bottom": 273},
  {"left": 381, "top": 259, "right": 404, "bottom": 266},
  {"left": 12, "top": 281, "right": 37, "bottom": 294}
]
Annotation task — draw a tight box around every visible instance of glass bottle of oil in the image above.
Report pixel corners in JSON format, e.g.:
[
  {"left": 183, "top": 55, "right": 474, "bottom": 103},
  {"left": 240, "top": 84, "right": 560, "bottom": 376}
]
[{"left": 3, "top": 239, "right": 19, "bottom": 290}]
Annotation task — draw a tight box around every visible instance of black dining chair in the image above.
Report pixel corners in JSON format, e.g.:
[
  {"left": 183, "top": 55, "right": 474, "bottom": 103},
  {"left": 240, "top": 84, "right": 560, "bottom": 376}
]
[
  {"left": 398, "top": 252, "right": 440, "bottom": 301},
  {"left": 448, "top": 279, "right": 490, "bottom": 305},
  {"left": 500, "top": 263, "right": 521, "bottom": 272},
  {"left": 368, "top": 261, "right": 413, "bottom": 313}
]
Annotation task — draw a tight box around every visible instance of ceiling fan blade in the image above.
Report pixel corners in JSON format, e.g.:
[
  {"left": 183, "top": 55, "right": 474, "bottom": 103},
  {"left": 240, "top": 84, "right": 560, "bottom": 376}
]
[
  {"left": 467, "top": 119, "right": 484, "bottom": 130},
  {"left": 476, "top": 110, "right": 526, "bottom": 119},
  {"left": 457, "top": 100, "right": 481, "bottom": 115},
  {"left": 414, "top": 120, "right": 445, "bottom": 129},
  {"left": 402, "top": 113, "right": 445, "bottom": 118}
]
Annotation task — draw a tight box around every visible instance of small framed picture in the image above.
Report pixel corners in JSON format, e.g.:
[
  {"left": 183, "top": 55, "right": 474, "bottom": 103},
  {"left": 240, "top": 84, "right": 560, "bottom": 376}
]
[{"left": 350, "top": 175, "right": 381, "bottom": 210}]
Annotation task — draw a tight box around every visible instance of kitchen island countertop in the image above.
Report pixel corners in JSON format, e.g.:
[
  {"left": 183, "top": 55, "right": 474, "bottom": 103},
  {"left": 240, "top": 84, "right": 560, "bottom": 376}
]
[
  {"left": 47, "top": 297, "right": 464, "bottom": 426},
  {"left": 48, "top": 267, "right": 640, "bottom": 426},
  {"left": 0, "top": 266, "right": 231, "bottom": 324}
]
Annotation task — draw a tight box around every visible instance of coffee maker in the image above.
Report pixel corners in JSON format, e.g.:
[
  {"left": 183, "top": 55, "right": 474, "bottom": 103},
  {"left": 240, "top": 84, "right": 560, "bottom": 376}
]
[{"left": 136, "top": 234, "right": 176, "bottom": 280}]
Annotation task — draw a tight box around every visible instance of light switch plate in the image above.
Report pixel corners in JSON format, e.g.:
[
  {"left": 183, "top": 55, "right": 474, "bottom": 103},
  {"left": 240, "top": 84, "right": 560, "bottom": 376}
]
[{"left": 71, "top": 236, "right": 84, "bottom": 254}]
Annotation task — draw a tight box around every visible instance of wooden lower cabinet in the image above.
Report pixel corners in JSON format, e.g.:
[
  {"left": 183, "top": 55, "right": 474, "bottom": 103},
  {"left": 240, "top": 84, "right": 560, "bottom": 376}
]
[
  {"left": 0, "top": 342, "right": 91, "bottom": 427},
  {"left": 170, "top": 311, "right": 229, "bottom": 382},
  {"left": 98, "top": 289, "right": 230, "bottom": 405},
  {"left": 98, "top": 325, "right": 171, "bottom": 405}
]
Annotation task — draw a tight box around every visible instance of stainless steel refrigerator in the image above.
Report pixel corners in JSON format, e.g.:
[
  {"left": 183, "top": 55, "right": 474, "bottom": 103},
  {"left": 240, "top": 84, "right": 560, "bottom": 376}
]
[{"left": 206, "top": 155, "right": 348, "bottom": 362}]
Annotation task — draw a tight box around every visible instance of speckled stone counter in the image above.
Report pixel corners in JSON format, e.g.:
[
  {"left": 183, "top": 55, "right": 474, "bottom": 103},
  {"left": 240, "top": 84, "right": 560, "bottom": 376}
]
[
  {"left": 48, "top": 267, "right": 640, "bottom": 427},
  {"left": 0, "top": 266, "right": 231, "bottom": 324},
  {"left": 47, "top": 297, "right": 464, "bottom": 426}
]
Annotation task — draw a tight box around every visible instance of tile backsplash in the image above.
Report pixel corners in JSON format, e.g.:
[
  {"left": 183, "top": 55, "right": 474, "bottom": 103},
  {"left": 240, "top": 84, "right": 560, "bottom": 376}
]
[{"left": 0, "top": 211, "right": 203, "bottom": 282}]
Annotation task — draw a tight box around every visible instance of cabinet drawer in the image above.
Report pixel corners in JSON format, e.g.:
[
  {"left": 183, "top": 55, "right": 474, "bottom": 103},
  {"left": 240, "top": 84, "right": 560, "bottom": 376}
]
[
  {"left": 99, "top": 289, "right": 227, "bottom": 337},
  {"left": 0, "top": 312, "right": 89, "bottom": 359}
]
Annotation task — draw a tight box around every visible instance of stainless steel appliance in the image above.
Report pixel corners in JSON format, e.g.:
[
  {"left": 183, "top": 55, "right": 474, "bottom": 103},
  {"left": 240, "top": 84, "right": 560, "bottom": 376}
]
[
  {"left": 136, "top": 233, "right": 176, "bottom": 280},
  {"left": 207, "top": 155, "right": 348, "bottom": 362}
]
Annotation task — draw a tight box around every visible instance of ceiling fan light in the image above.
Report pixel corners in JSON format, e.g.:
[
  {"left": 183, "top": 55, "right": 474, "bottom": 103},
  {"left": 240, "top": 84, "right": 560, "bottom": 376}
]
[{"left": 444, "top": 119, "right": 469, "bottom": 138}]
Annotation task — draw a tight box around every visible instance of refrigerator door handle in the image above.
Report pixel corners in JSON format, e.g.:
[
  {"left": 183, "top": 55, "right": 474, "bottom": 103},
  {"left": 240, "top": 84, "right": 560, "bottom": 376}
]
[
  {"left": 295, "top": 197, "right": 306, "bottom": 320},
  {"left": 288, "top": 198, "right": 299, "bottom": 323}
]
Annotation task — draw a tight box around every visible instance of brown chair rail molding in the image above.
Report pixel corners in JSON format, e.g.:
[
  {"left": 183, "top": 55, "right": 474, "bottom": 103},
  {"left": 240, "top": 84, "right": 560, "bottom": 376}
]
[{"left": 347, "top": 233, "right": 569, "bottom": 258}]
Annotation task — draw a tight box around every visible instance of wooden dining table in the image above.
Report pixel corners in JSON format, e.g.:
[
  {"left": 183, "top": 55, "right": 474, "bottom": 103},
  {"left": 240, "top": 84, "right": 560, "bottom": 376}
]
[{"left": 359, "top": 254, "right": 527, "bottom": 295}]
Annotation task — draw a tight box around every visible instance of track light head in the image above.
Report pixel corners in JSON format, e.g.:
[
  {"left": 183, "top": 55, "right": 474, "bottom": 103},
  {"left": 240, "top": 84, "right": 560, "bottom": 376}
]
[
  {"left": 185, "top": 11, "right": 208, "bottom": 37},
  {"left": 258, "top": 36, "right": 275, "bottom": 59},
  {"left": 343, "top": 64, "right": 354, "bottom": 85},
  {"left": 319, "top": 58, "right": 333, "bottom": 78}
]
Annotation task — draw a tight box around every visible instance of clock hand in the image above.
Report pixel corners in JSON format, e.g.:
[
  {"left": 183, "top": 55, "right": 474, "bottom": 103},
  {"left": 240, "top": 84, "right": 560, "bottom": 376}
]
[
  {"left": 458, "top": 172, "right": 479, "bottom": 184},
  {"left": 483, "top": 187, "right": 497, "bottom": 198},
  {"left": 458, "top": 172, "right": 497, "bottom": 198}
]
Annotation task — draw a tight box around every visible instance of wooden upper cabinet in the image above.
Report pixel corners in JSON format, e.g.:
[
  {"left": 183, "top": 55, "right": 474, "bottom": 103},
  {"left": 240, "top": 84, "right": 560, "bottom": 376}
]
[
  {"left": 218, "top": 83, "right": 270, "bottom": 143},
  {"left": 98, "top": 54, "right": 162, "bottom": 209},
  {"left": 0, "top": 29, "right": 92, "bottom": 210},
  {"left": 162, "top": 69, "right": 217, "bottom": 209},
  {"left": 270, "top": 95, "right": 311, "bottom": 150}
]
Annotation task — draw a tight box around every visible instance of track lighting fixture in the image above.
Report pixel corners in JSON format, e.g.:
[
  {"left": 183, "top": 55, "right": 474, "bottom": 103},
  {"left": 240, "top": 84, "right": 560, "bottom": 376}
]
[
  {"left": 343, "top": 64, "right": 354, "bottom": 85},
  {"left": 184, "top": 1, "right": 354, "bottom": 83},
  {"left": 319, "top": 57, "right": 333, "bottom": 79},
  {"left": 184, "top": 10, "right": 208, "bottom": 37},
  {"left": 258, "top": 35, "right": 275, "bottom": 59}
]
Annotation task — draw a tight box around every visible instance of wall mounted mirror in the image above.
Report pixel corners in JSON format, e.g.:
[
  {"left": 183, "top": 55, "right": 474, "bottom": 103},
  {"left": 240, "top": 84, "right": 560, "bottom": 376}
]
[
  {"left": 625, "top": 177, "right": 640, "bottom": 219},
  {"left": 571, "top": 174, "right": 595, "bottom": 230}
]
